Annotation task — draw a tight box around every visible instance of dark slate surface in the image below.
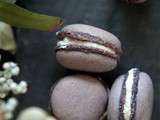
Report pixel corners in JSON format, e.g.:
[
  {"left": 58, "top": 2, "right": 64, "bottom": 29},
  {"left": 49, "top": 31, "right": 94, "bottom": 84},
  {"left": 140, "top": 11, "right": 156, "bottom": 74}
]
[{"left": 2, "top": 0, "right": 160, "bottom": 119}]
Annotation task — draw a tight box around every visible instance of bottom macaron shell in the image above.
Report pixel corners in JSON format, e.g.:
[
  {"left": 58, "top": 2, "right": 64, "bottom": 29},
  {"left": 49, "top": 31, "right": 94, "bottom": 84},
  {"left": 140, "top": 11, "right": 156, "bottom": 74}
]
[
  {"left": 107, "top": 72, "right": 153, "bottom": 120},
  {"left": 56, "top": 51, "right": 117, "bottom": 72},
  {"left": 50, "top": 74, "right": 108, "bottom": 120}
]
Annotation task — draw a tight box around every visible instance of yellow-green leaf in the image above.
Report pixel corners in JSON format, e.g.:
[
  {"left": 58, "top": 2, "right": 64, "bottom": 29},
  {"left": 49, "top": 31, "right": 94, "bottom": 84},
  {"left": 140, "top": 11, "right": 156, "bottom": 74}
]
[
  {"left": 0, "top": 0, "right": 64, "bottom": 31},
  {"left": 2, "top": 0, "right": 17, "bottom": 4}
]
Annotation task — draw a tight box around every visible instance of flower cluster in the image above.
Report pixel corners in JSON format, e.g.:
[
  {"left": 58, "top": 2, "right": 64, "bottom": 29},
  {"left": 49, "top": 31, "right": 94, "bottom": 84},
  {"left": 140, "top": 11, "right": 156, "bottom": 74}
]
[
  {"left": 0, "top": 54, "right": 28, "bottom": 120},
  {"left": 0, "top": 61, "right": 27, "bottom": 98}
]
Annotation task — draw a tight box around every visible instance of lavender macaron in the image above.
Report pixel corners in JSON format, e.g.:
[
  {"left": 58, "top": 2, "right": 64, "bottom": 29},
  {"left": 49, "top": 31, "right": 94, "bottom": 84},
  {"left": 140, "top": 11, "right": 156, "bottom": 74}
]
[
  {"left": 49, "top": 74, "right": 109, "bottom": 120},
  {"left": 121, "top": 0, "right": 146, "bottom": 4},
  {"left": 107, "top": 68, "right": 154, "bottom": 120},
  {"left": 55, "top": 24, "right": 122, "bottom": 72}
]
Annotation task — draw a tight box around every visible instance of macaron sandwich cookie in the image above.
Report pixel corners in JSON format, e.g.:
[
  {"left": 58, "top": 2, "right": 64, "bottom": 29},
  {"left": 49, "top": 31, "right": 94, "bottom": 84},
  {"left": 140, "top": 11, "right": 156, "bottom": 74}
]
[
  {"left": 121, "top": 0, "right": 146, "bottom": 4},
  {"left": 107, "top": 68, "right": 154, "bottom": 120},
  {"left": 49, "top": 74, "right": 108, "bottom": 120},
  {"left": 55, "top": 24, "right": 122, "bottom": 72}
]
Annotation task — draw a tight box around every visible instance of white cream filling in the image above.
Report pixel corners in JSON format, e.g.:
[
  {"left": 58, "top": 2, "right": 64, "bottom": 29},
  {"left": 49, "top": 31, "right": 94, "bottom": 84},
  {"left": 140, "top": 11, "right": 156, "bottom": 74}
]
[
  {"left": 123, "top": 68, "right": 136, "bottom": 120},
  {"left": 57, "top": 37, "right": 116, "bottom": 55}
]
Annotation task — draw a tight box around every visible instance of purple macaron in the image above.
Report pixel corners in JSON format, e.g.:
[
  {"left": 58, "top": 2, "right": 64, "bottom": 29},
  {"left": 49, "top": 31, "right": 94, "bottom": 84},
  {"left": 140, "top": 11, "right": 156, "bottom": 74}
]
[
  {"left": 107, "top": 68, "right": 154, "bottom": 120},
  {"left": 49, "top": 74, "right": 109, "bottom": 120},
  {"left": 55, "top": 24, "right": 122, "bottom": 73}
]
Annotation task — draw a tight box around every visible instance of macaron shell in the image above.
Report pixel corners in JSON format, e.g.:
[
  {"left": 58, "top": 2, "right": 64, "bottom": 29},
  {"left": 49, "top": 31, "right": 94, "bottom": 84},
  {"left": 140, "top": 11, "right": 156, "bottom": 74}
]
[
  {"left": 107, "top": 75, "right": 125, "bottom": 120},
  {"left": 135, "top": 72, "right": 153, "bottom": 120},
  {"left": 50, "top": 74, "right": 108, "bottom": 120},
  {"left": 107, "top": 72, "right": 153, "bottom": 120},
  {"left": 56, "top": 51, "right": 117, "bottom": 72},
  {"left": 59, "top": 24, "right": 122, "bottom": 50}
]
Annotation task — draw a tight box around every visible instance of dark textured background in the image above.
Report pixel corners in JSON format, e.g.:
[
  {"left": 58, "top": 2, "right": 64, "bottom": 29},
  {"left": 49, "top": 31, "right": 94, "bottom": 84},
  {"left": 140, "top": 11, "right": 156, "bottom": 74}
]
[{"left": 1, "top": 0, "right": 160, "bottom": 119}]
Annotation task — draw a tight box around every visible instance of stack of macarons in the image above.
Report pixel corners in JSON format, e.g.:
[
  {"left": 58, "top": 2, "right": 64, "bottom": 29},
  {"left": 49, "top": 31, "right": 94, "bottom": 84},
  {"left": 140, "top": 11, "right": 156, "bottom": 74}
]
[{"left": 49, "top": 24, "right": 154, "bottom": 120}]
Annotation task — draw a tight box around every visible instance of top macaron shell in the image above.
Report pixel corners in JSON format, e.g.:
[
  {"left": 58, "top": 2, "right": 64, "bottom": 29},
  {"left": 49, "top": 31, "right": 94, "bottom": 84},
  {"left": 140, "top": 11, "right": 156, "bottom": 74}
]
[
  {"left": 58, "top": 24, "right": 121, "bottom": 49},
  {"left": 55, "top": 24, "right": 122, "bottom": 72},
  {"left": 50, "top": 74, "right": 108, "bottom": 120},
  {"left": 107, "top": 71, "right": 154, "bottom": 120}
]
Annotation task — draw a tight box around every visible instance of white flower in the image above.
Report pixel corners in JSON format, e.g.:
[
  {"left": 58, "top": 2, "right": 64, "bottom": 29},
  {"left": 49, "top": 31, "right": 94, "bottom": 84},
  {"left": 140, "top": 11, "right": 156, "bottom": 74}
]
[
  {"left": 15, "top": 85, "right": 23, "bottom": 94},
  {"left": 11, "top": 66, "right": 20, "bottom": 76},
  {"left": 20, "top": 81, "right": 27, "bottom": 88},
  {"left": 10, "top": 62, "right": 17, "bottom": 68},
  {"left": 10, "top": 82, "right": 17, "bottom": 90},
  {"left": 0, "top": 77, "right": 6, "bottom": 84},
  {"left": 3, "top": 63, "right": 11, "bottom": 70},
  {"left": 5, "top": 111, "right": 13, "bottom": 120},
  {"left": 7, "top": 97, "right": 18, "bottom": 108}
]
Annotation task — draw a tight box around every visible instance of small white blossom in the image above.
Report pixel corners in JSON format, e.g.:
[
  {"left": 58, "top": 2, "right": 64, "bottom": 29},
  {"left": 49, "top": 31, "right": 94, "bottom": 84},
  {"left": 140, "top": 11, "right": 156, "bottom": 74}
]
[
  {"left": 15, "top": 85, "right": 23, "bottom": 94},
  {"left": 0, "top": 93, "right": 8, "bottom": 98},
  {"left": 0, "top": 77, "right": 6, "bottom": 84},
  {"left": 19, "top": 81, "right": 27, "bottom": 88},
  {"left": 21, "top": 87, "right": 28, "bottom": 94},
  {"left": 5, "top": 111, "right": 13, "bottom": 120},
  {"left": 7, "top": 97, "right": 18, "bottom": 107},
  {"left": 9, "top": 62, "right": 17, "bottom": 68},
  {"left": 10, "top": 82, "right": 17, "bottom": 90},
  {"left": 6, "top": 79, "right": 13, "bottom": 85},
  {"left": 4, "top": 72, "right": 12, "bottom": 79},
  {"left": 6, "top": 104, "right": 15, "bottom": 112},
  {"left": 2, "top": 84, "right": 10, "bottom": 91},
  {"left": 3, "top": 63, "right": 11, "bottom": 70},
  {"left": 11, "top": 67, "right": 20, "bottom": 76}
]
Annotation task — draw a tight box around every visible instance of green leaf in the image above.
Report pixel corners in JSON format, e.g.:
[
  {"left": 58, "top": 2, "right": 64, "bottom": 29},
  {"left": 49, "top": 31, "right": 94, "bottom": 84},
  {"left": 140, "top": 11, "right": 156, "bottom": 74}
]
[
  {"left": 2, "top": 0, "right": 17, "bottom": 4},
  {"left": 0, "top": 0, "right": 64, "bottom": 31},
  {"left": 0, "top": 22, "right": 16, "bottom": 54}
]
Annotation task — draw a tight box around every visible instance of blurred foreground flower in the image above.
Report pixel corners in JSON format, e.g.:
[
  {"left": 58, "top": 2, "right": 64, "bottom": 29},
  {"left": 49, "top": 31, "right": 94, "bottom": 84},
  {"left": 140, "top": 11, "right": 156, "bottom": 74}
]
[
  {"left": 16, "top": 107, "right": 57, "bottom": 120},
  {"left": 0, "top": 22, "right": 16, "bottom": 55},
  {"left": 0, "top": 61, "right": 27, "bottom": 98}
]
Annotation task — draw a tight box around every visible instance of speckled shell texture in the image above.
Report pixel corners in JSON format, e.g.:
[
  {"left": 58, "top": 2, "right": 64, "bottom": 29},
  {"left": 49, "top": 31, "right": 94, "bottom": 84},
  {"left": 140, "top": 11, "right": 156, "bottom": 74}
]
[
  {"left": 56, "top": 24, "right": 122, "bottom": 72},
  {"left": 50, "top": 74, "right": 108, "bottom": 120},
  {"left": 56, "top": 51, "right": 117, "bottom": 72},
  {"left": 107, "top": 72, "right": 154, "bottom": 120},
  {"left": 122, "top": 0, "right": 146, "bottom": 4}
]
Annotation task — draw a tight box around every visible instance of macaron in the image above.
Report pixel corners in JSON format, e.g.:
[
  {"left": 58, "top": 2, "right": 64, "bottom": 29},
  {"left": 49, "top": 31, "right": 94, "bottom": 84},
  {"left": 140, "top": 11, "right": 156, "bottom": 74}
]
[
  {"left": 49, "top": 74, "right": 109, "bottom": 120},
  {"left": 121, "top": 0, "right": 146, "bottom": 4},
  {"left": 55, "top": 24, "right": 122, "bottom": 72},
  {"left": 107, "top": 68, "right": 154, "bottom": 120}
]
